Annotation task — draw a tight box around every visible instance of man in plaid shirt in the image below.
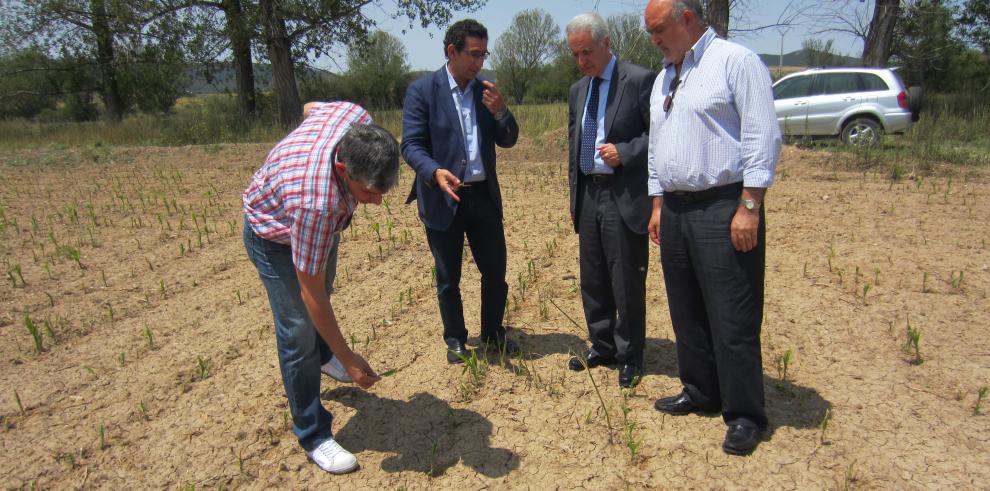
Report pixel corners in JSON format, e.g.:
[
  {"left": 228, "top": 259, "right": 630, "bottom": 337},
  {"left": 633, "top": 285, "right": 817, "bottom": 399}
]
[{"left": 243, "top": 101, "right": 399, "bottom": 474}]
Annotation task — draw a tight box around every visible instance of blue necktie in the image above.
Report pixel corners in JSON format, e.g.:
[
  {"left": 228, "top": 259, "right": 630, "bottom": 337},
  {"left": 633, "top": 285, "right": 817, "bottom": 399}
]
[{"left": 580, "top": 77, "right": 601, "bottom": 175}]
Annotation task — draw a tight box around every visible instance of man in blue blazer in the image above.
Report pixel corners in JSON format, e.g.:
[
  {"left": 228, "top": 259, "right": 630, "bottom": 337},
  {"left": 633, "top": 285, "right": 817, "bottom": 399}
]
[{"left": 401, "top": 19, "right": 520, "bottom": 363}]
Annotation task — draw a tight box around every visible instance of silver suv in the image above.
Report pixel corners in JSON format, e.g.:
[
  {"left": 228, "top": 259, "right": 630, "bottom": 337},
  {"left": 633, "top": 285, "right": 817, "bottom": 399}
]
[{"left": 772, "top": 67, "right": 921, "bottom": 146}]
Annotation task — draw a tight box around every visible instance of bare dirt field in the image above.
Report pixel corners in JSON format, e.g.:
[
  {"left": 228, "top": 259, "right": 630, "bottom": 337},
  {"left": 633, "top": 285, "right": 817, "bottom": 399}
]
[{"left": 1, "top": 138, "right": 988, "bottom": 489}]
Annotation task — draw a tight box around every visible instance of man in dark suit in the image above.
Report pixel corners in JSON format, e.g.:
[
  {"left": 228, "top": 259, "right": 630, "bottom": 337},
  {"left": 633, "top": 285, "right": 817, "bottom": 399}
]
[
  {"left": 564, "top": 12, "right": 657, "bottom": 388},
  {"left": 401, "top": 19, "right": 520, "bottom": 364}
]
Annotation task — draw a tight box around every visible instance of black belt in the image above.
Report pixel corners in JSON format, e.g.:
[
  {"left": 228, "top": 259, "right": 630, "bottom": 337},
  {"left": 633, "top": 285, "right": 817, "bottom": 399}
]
[
  {"left": 666, "top": 182, "right": 743, "bottom": 204},
  {"left": 584, "top": 173, "right": 612, "bottom": 186}
]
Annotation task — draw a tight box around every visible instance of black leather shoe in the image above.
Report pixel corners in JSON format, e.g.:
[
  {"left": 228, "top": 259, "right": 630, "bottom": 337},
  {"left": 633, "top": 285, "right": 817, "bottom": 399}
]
[
  {"left": 445, "top": 338, "right": 469, "bottom": 364},
  {"left": 654, "top": 390, "right": 709, "bottom": 415},
  {"left": 618, "top": 363, "right": 642, "bottom": 388},
  {"left": 568, "top": 351, "right": 615, "bottom": 371},
  {"left": 483, "top": 336, "right": 520, "bottom": 356},
  {"left": 722, "top": 425, "right": 761, "bottom": 455}
]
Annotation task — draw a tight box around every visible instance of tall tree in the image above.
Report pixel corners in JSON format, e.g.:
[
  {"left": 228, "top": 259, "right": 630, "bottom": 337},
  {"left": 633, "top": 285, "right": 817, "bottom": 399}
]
[
  {"left": 256, "top": 0, "right": 485, "bottom": 129},
  {"left": 707, "top": 0, "right": 729, "bottom": 37},
  {"left": 185, "top": 0, "right": 258, "bottom": 117},
  {"left": 862, "top": 0, "right": 900, "bottom": 66},
  {"left": 960, "top": 0, "right": 990, "bottom": 53},
  {"left": 346, "top": 30, "right": 410, "bottom": 109},
  {"left": 8, "top": 0, "right": 186, "bottom": 121},
  {"left": 490, "top": 8, "right": 558, "bottom": 104},
  {"left": 892, "top": 0, "right": 963, "bottom": 90}
]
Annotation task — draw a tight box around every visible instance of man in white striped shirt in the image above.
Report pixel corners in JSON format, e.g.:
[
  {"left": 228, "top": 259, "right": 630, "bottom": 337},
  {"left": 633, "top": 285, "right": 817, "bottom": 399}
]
[{"left": 644, "top": 0, "right": 782, "bottom": 456}]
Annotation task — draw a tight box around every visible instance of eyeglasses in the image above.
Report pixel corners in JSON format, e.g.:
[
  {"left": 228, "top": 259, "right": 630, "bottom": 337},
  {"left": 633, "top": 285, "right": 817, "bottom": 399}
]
[
  {"left": 663, "top": 76, "right": 681, "bottom": 113},
  {"left": 463, "top": 50, "right": 490, "bottom": 60}
]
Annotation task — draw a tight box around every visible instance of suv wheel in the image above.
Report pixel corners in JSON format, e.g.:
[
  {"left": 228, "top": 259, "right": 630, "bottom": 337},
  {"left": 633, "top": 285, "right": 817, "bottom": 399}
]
[{"left": 841, "top": 117, "right": 882, "bottom": 146}]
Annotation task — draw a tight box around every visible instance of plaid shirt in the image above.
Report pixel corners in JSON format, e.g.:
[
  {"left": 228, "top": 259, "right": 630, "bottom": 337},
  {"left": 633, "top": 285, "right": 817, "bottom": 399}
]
[{"left": 243, "top": 101, "right": 372, "bottom": 275}]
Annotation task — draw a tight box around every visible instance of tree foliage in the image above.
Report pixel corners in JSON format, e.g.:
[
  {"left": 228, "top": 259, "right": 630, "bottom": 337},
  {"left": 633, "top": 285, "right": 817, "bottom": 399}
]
[
  {"left": 491, "top": 8, "right": 559, "bottom": 104},
  {"left": 607, "top": 12, "right": 663, "bottom": 72},
  {"left": 802, "top": 38, "right": 837, "bottom": 67},
  {"left": 346, "top": 30, "right": 411, "bottom": 109}
]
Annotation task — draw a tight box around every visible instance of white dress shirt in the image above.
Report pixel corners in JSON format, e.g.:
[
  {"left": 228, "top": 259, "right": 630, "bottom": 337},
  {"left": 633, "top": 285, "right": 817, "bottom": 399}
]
[
  {"left": 647, "top": 28, "right": 781, "bottom": 196},
  {"left": 582, "top": 55, "right": 617, "bottom": 175},
  {"left": 446, "top": 65, "right": 485, "bottom": 183}
]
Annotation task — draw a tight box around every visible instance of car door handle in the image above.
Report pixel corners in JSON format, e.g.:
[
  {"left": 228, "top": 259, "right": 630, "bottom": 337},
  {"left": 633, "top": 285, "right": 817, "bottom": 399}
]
[{"left": 793, "top": 101, "right": 807, "bottom": 106}]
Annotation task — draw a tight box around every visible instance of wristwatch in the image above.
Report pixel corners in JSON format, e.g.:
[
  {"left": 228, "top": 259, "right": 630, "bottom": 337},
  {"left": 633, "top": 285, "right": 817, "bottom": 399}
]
[{"left": 740, "top": 198, "right": 761, "bottom": 210}]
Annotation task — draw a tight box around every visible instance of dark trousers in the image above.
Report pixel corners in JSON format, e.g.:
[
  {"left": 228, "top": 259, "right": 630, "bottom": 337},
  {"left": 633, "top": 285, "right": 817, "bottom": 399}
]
[
  {"left": 659, "top": 183, "right": 767, "bottom": 430},
  {"left": 578, "top": 175, "right": 648, "bottom": 366},
  {"left": 425, "top": 184, "right": 508, "bottom": 344}
]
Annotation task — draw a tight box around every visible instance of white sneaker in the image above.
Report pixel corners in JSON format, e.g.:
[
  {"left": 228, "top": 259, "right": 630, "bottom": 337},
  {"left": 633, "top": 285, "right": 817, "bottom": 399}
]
[
  {"left": 307, "top": 438, "right": 359, "bottom": 474},
  {"left": 320, "top": 356, "right": 352, "bottom": 383}
]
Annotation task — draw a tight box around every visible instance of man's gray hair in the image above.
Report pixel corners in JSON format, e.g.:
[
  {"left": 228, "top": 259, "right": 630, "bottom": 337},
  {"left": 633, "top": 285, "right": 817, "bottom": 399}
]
[
  {"left": 336, "top": 124, "right": 400, "bottom": 192},
  {"left": 672, "top": 0, "right": 707, "bottom": 25},
  {"left": 566, "top": 12, "right": 609, "bottom": 43}
]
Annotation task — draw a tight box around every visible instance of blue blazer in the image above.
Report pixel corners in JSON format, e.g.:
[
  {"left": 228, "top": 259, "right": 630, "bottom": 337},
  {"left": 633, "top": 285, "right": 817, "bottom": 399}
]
[{"left": 401, "top": 67, "right": 519, "bottom": 231}]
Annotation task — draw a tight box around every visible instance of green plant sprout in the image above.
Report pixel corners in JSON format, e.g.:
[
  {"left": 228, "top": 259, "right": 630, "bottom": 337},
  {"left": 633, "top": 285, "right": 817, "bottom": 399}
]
[
  {"left": 950, "top": 271, "right": 964, "bottom": 291},
  {"left": 143, "top": 323, "right": 156, "bottom": 351},
  {"left": 24, "top": 315, "right": 42, "bottom": 353},
  {"left": 862, "top": 284, "right": 871, "bottom": 305},
  {"left": 14, "top": 389, "right": 25, "bottom": 414},
  {"left": 922, "top": 271, "right": 929, "bottom": 293},
  {"left": 820, "top": 407, "right": 831, "bottom": 444},
  {"left": 902, "top": 320, "right": 923, "bottom": 365},
  {"left": 777, "top": 350, "right": 792, "bottom": 380},
  {"left": 196, "top": 356, "right": 211, "bottom": 380},
  {"left": 620, "top": 391, "right": 640, "bottom": 463},
  {"left": 974, "top": 387, "right": 988, "bottom": 416}
]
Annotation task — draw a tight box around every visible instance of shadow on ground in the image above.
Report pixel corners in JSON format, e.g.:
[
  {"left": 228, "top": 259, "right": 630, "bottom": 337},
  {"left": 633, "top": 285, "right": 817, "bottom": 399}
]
[{"left": 324, "top": 388, "right": 519, "bottom": 477}]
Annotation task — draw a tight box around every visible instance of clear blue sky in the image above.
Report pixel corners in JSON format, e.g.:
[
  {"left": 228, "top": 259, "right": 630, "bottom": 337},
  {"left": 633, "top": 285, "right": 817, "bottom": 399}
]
[{"left": 336, "top": 0, "right": 870, "bottom": 71}]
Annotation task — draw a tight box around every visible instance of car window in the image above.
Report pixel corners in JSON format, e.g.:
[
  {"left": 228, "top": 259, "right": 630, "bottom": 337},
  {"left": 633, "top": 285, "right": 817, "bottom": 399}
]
[
  {"left": 811, "top": 73, "right": 860, "bottom": 96},
  {"left": 774, "top": 76, "right": 812, "bottom": 100},
  {"left": 859, "top": 73, "right": 889, "bottom": 91}
]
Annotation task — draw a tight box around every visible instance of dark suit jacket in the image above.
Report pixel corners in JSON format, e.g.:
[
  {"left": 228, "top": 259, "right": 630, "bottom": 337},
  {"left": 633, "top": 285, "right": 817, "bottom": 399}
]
[
  {"left": 401, "top": 67, "right": 519, "bottom": 231},
  {"left": 568, "top": 60, "right": 657, "bottom": 235}
]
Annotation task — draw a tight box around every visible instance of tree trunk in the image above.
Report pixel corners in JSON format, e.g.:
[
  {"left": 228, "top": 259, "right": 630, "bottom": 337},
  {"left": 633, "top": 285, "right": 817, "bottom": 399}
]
[
  {"left": 862, "top": 0, "right": 900, "bottom": 66},
  {"left": 222, "top": 0, "right": 256, "bottom": 118},
  {"left": 91, "top": 0, "right": 124, "bottom": 122},
  {"left": 707, "top": 0, "right": 729, "bottom": 38},
  {"left": 260, "top": 0, "right": 301, "bottom": 128}
]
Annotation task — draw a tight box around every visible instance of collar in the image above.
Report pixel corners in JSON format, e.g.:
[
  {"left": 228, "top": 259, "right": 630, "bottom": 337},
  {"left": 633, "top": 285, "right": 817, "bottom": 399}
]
[
  {"left": 445, "top": 64, "right": 475, "bottom": 93},
  {"left": 597, "top": 55, "right": 617, "bottom": 81},
  {"left": 684, "top": 27, "right": 718, "bottom": 66}
]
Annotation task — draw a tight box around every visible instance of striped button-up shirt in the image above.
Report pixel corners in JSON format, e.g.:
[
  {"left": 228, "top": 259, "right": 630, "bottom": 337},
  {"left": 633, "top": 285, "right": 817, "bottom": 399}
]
[
  {"left": 243, "top": 101, "right": 371, "bottom": 275},
  {"left": 647, "top": 28, "right": 781, "bottom": 196}
]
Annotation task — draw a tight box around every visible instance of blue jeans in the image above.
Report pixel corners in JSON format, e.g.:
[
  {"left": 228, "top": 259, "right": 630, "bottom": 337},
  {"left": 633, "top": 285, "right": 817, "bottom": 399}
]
[{"left": 243, "top": 218, "right": 340, "bottom": 451}]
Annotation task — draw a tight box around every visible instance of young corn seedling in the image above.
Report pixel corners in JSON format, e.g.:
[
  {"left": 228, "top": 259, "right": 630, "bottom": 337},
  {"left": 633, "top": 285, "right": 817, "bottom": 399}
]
[
  {"left": 861, "top": 284, "right": 871, "bottom": 305},
  {"left": 14, "top": 389, "right": 25, "bottom": 414},
  {"left": 902, "top": 320, "right": 923, "bottom": 365},
  {"left": 950, "top": 271, "right": 964, "bottom": 292},
  {"left": 620, "top": 391, "right": 640, "bottom": 463},
  {"left": 974, "top": 387, "right": 988, "bottom": 416},
  {"left": 24, "top": 315, "right": 43, "bottom": 353},
  {"left": 117, "top": 352, "right": 126, "bottom": 367},
  {"left": 922, "top": 272, "right": 929, "bottom": 293},
  {"left": 196, "top": 356, "right": 211, "bottom": 380},
  {"left": 97, "top": 423, "right": 107, "bottom": 450},
  {"left": 143, "top": 323, "right": 156, "bottom": 351},
  {"left": 139, "top": 401, "right": 149, "bottom": 420},
  {"left": 776, "top": 350, "right": 793, "bottom": 381},
  {"left": 235, "top": 289, "right": 243, "bottom": 305},
  {"left": 820, "top": 408, "right": 832, "bottom": 444}
]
